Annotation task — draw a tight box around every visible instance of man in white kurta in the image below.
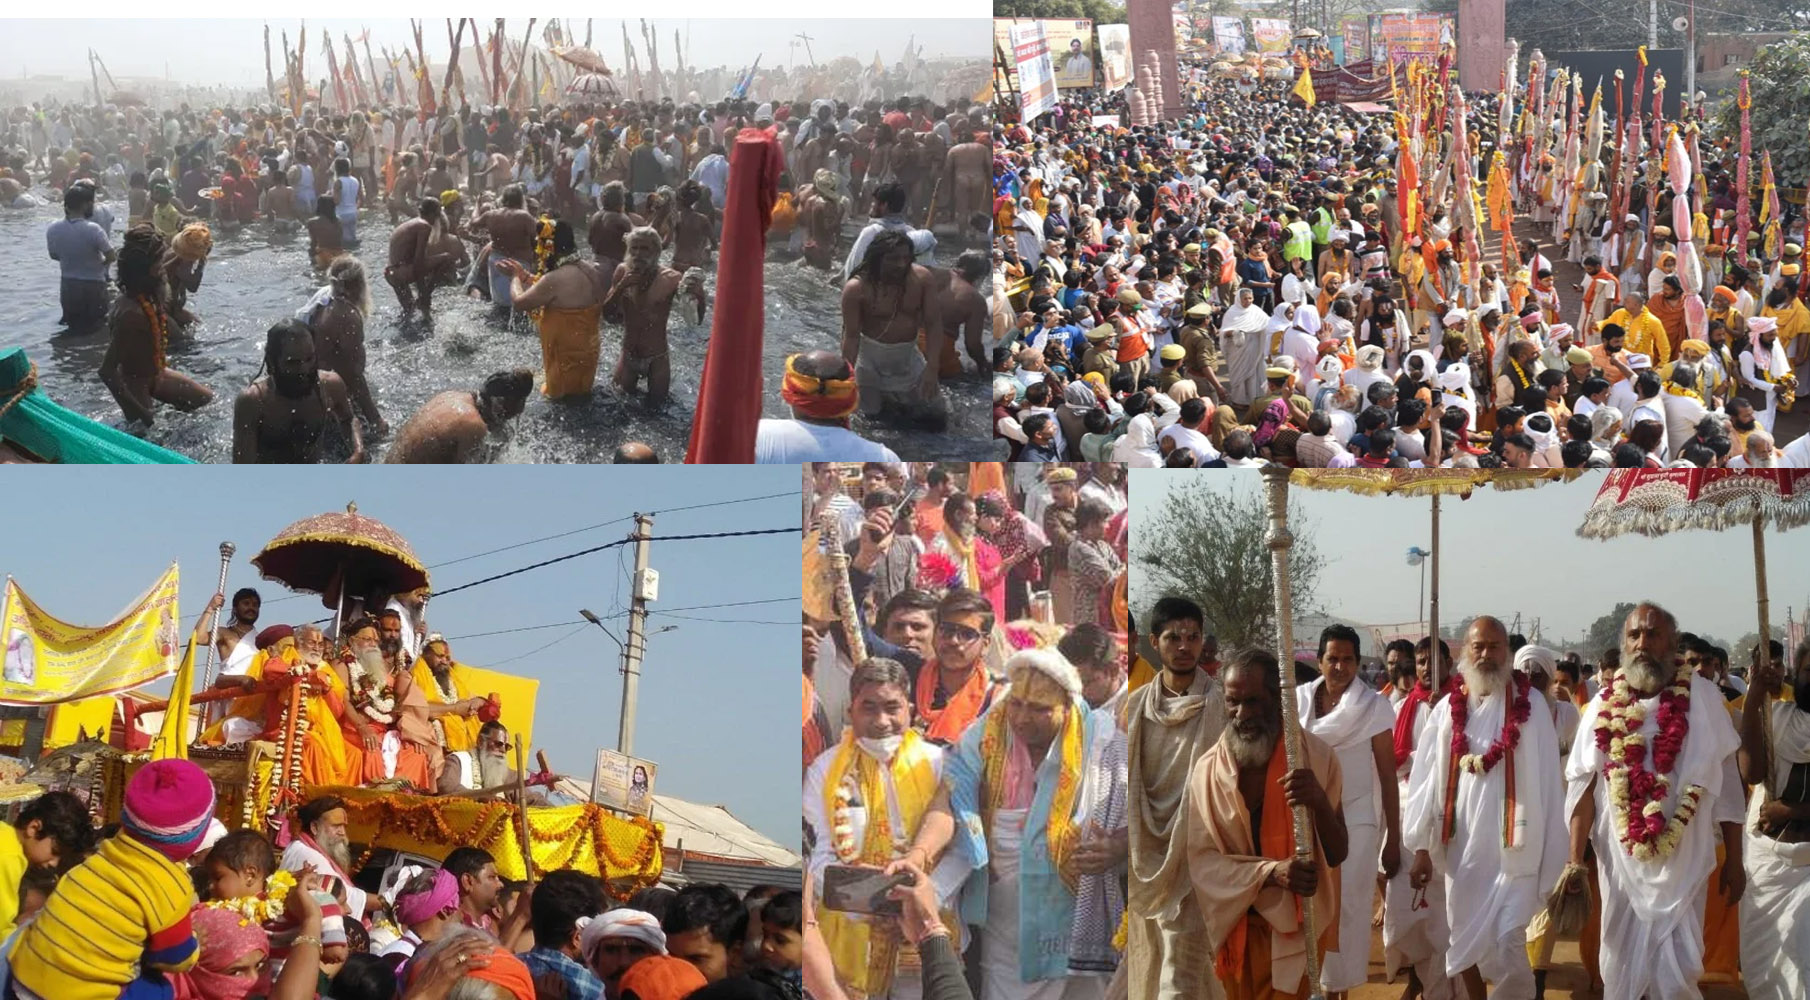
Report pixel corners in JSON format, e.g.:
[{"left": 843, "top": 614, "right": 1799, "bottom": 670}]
[
  {"left": 1385, "top": 639, "right": 1458, "bottom": 1000},
  {"left": 1404, "top": 617, "right": 1567, "bottom": 1000},
  {"left": 1125, "top": 598, "right": 1228, "bottom": 1000},
  {"left": 1738, "top": 646, "right": 1810, "bottom": 1000},
  {"left": 805, "top": 659, "right": 949, "bottom": 1000},
  {"left": 1298, "top": 626, "right": 1400, "bottom": 998},
  {"left": 1563, "top": 603, "right": 1744, "bottom": 1000}
]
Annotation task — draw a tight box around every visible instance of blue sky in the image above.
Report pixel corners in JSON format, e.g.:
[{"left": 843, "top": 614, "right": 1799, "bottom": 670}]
[
  {"left": 1, "top": 466, "right": 800, "bottom": 843},
  {"left": 1130, "top": 470, "right": 1810, "bottom": 649}
]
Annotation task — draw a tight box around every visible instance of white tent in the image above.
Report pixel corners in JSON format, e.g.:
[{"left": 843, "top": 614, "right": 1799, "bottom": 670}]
[{"left": 552, "top": 778, "right": 800, "bottom": 891}]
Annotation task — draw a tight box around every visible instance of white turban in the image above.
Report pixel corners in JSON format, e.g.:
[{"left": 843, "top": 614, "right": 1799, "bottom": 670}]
[
  {"left": 579, "top": 908, "right": 668, "bottom": 963},
  {"left": 1748, "top": 315, "right": 1779, "bottom": 334},
  {"left": 1443, "top": 308, "right": 1469, "bottom": 328},
  {"left": 1005, "top": 647, "right": 1081, "bottom": 699},
  {"left": 1437, "top": 362, "right": 1471, "bottom": 391},
  {"left": 1514, "top": 644, "right": 1558, "bottom": 680}
]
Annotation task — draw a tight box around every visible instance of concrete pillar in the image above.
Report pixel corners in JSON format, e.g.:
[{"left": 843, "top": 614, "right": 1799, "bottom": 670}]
[
  {"left": 1126, "top": 0, "right": 1182, "bottom": 117},
  {"left": 1457, "top": 0, "right": 1507, "bottom": 93}
]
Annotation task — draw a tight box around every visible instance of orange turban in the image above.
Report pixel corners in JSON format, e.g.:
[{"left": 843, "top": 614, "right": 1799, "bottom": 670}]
[
  {"left": 779, "top": 353, "right": 858, "bottom": 420},
  {"left": 617, "top": 956, "right": 708, "bottom": 1000},
  {"left": 1712, "top": 286, "right": 1737, "bottom": 305}
]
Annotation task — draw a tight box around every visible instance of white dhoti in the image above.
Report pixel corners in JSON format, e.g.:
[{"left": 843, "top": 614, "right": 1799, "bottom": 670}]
[
  {"left": 1739, "top": 828, "right": 1810, "bottom": 1000},
  {"left": 1321, "top": 821, "right": 1380, "bottom": 991},
  {"left": 1383, "top": 863, "right": 1457, "bottom": 1000},
  {"left": 856, "top": 335, "right": 928, "bottom": 416},
  {"left": 982, "top": 810, "right": 1105, "bottom": 1000}
]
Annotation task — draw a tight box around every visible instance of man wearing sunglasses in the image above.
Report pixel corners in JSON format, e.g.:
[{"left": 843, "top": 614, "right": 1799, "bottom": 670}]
[
  {"left": 912, "top": 589, "right": 1005, "bottom": 746},
  {"left": 437, "top": 721, "right": 518, "bottom": 796}
]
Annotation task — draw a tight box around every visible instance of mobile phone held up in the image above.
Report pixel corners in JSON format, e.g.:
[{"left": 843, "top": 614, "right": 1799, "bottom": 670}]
[{"left": 819, "top": 864, "right": 914, "bottom": 917}]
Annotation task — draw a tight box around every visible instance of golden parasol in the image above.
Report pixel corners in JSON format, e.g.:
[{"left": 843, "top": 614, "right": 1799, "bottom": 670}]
[
  {"left": 550, "top": 45, "right": 613, "bottom": 75},
  {"left": 1577, "top": 468, "right": 1810, "bottom": 801},
  {"left": 250, "top": 502, "right": 429, "bottom": 620}
]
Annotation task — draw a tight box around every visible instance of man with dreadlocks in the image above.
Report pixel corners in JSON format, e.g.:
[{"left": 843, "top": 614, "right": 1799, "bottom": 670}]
[
  {"left": 99, "top": 223, "right": 213, "bottom": 426},
  {"left": 599, "top": 226, "right": 704, "bottom": 408},
  {"left": 755, "top": 351, "right": 899, "bottom": 461},
  {"left": 385, "top": 197, "right": 455, "bottom": 323},
  {"left": 498, "top": 218, "right": 608, "bottom": 400},
  {"left": 230, "top": 319, "right": 365, "bottom": 464},
  {"left": 297, "top": 255, "right": 387, "bottom": 436},
  {"left": 842, "top": 229, "right": 945, "bottom": 423},
  {"left": 469, "top": 183, "right": 539, "bottom": 319}
]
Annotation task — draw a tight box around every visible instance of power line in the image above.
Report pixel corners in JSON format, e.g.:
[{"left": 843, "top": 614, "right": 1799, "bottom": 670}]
[
  {"left": 488, "top": 625, "right": 593, "bottom": 666},
  {"left": 644, "top": 597, "right": 797, "bottom": 615},
  {"left": 427, "top": 490, "right": 798, "bottom": 571},
  {"left": 651, "top": 613, "right": 796, "bottom": 626},
  {"left": 430, "top": 527, "right": 797, "bottom": 599},
  {"left": 438, "top": 596, "right": 797, "bottom": 640}
]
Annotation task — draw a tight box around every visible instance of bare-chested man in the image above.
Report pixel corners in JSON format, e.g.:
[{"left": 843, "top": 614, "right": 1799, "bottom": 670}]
[
  {"left": 214, "top": 588, "right": 261, "bottom": 672},
  {"left": 797, "top": 169, "right": 845, "bottom": 270},
  {"left": 841, "top": 229, "right": 945, "bottom": 422},
  {"left": 941, "top": 250, "right": 990, "bottom": 374},
  {"left": 299, "top": 257, "right": 387, "bottom": 435},
  {"left": 423, "top": 156, "right": 458, "bottom": 204},
  {"left": 385, "top": 197, "right": 453, "bottom": 321},
  {"left": 944, "top": 126, "right": 990, "bottom": 248},
  {"left": 384, "top": 369, "right": 535, "bottom": 463},
  {"left": 587, "top": 181, "right": 643, "bottom": 283},
  {"left": 100, "top": 225, "right": 213, "bottom": 426},
  {"left": 597, "top": 227, "right": 706, "bottom": 407},
  {"left": 469, "top": 183, "right": 538, "bottom": 314},
  {"left": 670, "top": 180, "right": 716, "bottom": 272},
  {"left": 387, "top": 152, "right": 423, "bottom": 224},
  {"left": 231, "top": 320, "right": 363, "bottom": 464}
]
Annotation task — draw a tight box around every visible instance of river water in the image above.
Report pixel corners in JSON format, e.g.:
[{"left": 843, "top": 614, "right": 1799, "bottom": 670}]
[{"left": 0, "top": 198, "right": 989, "bottom": 462}]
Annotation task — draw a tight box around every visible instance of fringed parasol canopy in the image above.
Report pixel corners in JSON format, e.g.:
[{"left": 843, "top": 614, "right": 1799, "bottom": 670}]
[
  {"left": 1576, "top": 469, "right": 1810, "bottom": 540},
  {"left": 1289, "top": 468, "right": 1579, "bottom": 498}
]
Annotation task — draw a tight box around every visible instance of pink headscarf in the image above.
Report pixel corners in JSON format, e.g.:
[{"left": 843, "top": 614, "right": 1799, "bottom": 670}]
[
  {"left": 172, "top": 906, "right": 271, "bottom": 1000},
  {"left": 396, "top": 868, "right": 460, "bottom": 926}
]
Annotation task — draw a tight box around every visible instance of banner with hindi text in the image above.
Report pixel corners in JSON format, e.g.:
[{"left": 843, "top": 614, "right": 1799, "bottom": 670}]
[
  {"left": 1368, "top": 13, "right": 1453, "bottom": 65},
  {"left": 1008, "top": 21, "right": 1058, "bottom": 120},
  {"left": 1251, "top": 18, "right": 1292, "bottom": 54},
  {"left": 994, "top": 19, "right": 1094, "bottom": 91},
  {"left": 0, "top": 564, "right": 181, "bottom": 706}
]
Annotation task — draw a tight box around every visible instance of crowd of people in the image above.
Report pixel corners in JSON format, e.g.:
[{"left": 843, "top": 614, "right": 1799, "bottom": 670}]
[
  {"left": 1107, "top": 599, "right": 1809, "bottom": 1000},
  {"left": 0, "top": 778, "right": 805, "bottom": 1000},
  {"left": 6, "top": 72, "right": 994, "bottom": 462},
  {"left": 801, "top": 461, "right": 1132, "bottom": 1000},
  {"left": 990, "top": 55, "right": 1810, "bottom": 471}
]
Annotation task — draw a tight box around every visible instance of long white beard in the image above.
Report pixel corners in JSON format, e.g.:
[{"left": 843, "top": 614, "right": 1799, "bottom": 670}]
[
  {"left": 319, "top": 833, "right": 352, "bottom": 872},
  {"left": 476, "top": 752, "right": 509, "bottom": 788},
  {"left": 357, "top": 648, "right": 389, "bottom": 687},
  {"left": 1459, "top": 656, "right": 1506, "bottom": 698}
]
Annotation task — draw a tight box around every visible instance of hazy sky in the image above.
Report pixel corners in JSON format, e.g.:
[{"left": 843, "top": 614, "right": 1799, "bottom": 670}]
[
  {"left": 2, "top": 466, "right": 799, "bottom": 844},
  {"left": 1129, "top": 470, "right": 1810, "bottom": 650},
  {"left": 0, "top": 18, "right": 985, "bottom": 87}
]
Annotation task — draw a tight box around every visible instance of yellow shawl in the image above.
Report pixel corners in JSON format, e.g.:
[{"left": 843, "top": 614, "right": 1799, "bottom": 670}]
[{"left": 412, "top": 657, "right": 480, "bottom": 752}]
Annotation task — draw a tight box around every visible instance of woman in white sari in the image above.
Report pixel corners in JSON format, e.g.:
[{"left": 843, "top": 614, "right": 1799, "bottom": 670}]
[{"left": 1218, "top": 287, "right": 1271, "bottom": 410}]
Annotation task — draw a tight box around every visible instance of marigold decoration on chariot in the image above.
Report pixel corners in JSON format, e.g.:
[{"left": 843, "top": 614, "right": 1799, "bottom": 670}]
[
  {"left": 203, "top": 869, "right": 296, "bottom": 923},
  {"left": 1592, "top": 671, "right": 1703, "bottom": 861}
]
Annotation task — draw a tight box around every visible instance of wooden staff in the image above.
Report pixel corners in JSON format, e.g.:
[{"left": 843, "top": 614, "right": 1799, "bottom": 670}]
[
  {"left": 88, "top": 50, "right": 102, "bottom": 107},
  {"left": 494, "top": 21, "right": 507, "bottom": 107},
  {"left": 509, "top": 19, "right": 538, "bottom": 110},
  {"left": 363, "top": 34, "right": 381, "bottom": 108},
  {"left": 1258, "top": 465, "right": 1326, "bottom": 1000},
  {"left": 921, "top": 175, "right": 942, "bottom": 231},
  {"left": 470, "top": 21, "right": 493, "bottom": 103},
  {"left": 585, "top": 18, "right": 593, "bottom": 49},
  {"left": 514, "top": 741, "right": 535, "bottom": 884},
  {"left": 819, "top": 511, "right": 866, "bottom": 664},
  {"left": 1753, "top": 503, "right": 1778, "bottom": 805}
]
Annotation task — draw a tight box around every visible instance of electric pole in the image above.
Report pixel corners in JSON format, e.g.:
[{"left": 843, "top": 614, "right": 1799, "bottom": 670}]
[
  {"left": 1650, "top": 0, "right": 1659, "bottom": 50},
  {"left": 618, "top": 513, "right": 655, "bottom": 757}
]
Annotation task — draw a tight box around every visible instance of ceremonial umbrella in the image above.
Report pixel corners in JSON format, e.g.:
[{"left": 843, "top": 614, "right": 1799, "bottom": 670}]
[
  {"left": 250, "top": 502, "right": 429, "bottom": 630},
  {"left": 1257, "top": 466, "right": 1576, "bottom": 1000},
  {"left": 565, "top": 72, "right": 619, "bottom": 100},
  {"left": 550, "top": 45, "right": 612, "bottom": 75},
  {"left": 1576, "top": 468, "right": 1810, "bottom": 799}
]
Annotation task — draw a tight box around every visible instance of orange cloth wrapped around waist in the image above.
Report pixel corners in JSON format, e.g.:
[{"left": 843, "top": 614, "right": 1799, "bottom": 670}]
[{"left": 536, "top": 305, "right": 603, "bottom": 398}]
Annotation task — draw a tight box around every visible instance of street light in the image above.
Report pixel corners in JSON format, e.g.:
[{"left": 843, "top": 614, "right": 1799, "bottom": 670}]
[{"left": 579, "top": 609, "right": 677, "bottom": 755}]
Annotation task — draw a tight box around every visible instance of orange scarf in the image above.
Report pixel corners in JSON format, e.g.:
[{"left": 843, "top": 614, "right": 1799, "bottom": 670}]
[
  {"left": 1215, "top": 744, "right": 1296, "bottom": 982},
  {"left": 916, "top": 660, "right": 993, "bottom": 744}
]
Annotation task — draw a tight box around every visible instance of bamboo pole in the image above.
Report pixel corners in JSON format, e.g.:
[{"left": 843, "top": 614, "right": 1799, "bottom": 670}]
[
  {"left": 515, "top": 741, "right": 535, "bottom": 884},
  {"left": 363, "top": 35, "right": 381, "bottom": 108},
  {"left": 1259, "top": 465, "right": 1326, "bottom": 1000},
  {"left": 265, "top": 26, "right": 279, "bottom": 103},
  {"left": 88, "top": 50, "right": 102, "bottom": 106},
  {"left": 442, "top": 18, "right": 467, "bottom": 111},
  {"left": 470, "top": 21, "right": 493, "bottom": 104},
  {"left": 510, "top": 19, "right": 538, "bottom": 110},
  {"left": 494, "top": 21, "right": 507, "bottom": 107},
  {"left": 1753, "top": 504, "right": 1778, "bottom": 803}
]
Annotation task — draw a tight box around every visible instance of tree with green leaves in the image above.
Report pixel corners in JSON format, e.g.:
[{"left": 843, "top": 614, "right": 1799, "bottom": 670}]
[
  {"left": 1577, "top": 601, "right": 1638, "bottom": 663},
  {"left": 1133, "top": 477, "right": 1325, "bottom": 651},
  {"left": 993, "top": 0, "right": 1128, "bottom": 26},
  {"left": 1713, "top": 34, "right": 1810, "bottom": 184}
]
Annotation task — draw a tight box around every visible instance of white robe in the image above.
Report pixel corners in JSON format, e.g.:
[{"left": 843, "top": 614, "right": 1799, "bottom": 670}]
[
  {"left": 1739, "top": 702, "right": 1810, "bottom": 1000},
  {"left": 1564, "top": 673, "right": 1743, "bottom": 1000},
  {"left": 1296, "top": 678, "right": 1396, "bottom": 993},
  {"left": 385, "top": 598, "right": 425, "bottom": 664},
  {"left": 1385, "top": 697, "right": 1458, "bottom": 1000},
  {"left": 280, "top": 837, "right": 369, "bottom": 921},
  {"left": 1219, "top": 303, "right": 1270, "bottom": 408},
  {"left": 1403, "top": 684, "right": 1568, "bottom": 995}
]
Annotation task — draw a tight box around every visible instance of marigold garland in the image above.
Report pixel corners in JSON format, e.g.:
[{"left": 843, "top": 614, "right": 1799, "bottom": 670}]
[
  {"left": 203, "top": 869, "right": 297, "bottom": 923},
  {"left": 1591, "top": 670, "right": 1702, "bottom": 861},
  {"left": 138, "top": 295, "right": 167, "bottom": 372}
]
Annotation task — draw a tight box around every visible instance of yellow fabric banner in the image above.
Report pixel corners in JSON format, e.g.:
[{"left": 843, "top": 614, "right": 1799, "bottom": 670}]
[
  {"left": 152, "top": 632, "right": 197, "bottom": 761},
  {"left": 0, "top": 564, "right": 182, "bottom": 705},
  {"left": 455, "top": 665, "right": 539, "bottom": 754},
  {"left": 1292, "top": 66, "right": 1316, "bottom": 108}
]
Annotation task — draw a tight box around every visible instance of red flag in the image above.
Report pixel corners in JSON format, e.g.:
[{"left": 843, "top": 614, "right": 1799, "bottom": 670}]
[{"left": 685, "top": 128, "right": 783, "bottom": 464}]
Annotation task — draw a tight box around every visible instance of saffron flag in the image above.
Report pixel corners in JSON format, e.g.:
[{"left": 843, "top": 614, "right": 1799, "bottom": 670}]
[{"left": 1292, "top": 66, "right": 1316, "bottom": 108}]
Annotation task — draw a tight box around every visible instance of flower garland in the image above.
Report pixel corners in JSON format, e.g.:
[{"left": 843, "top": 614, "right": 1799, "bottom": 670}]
[
  {"left": 138, "top": 295, "right": 167, "bottom": 372},
  {"left": 1441, "top": 671, "right": 1531, "bottom": 846},
  {"left": 1508, "top": 356, "right": 1533, "bottom": 391},
  {"left": 533, "top": 217, "right": 557, "bottom": 276},
  {"left": 1591, "top": 670, "right": 1703, "bottom": 861},
  {"left": 203, "top": 869, "right": 297, "bottom": 923},
  {"left": 1663, "top": 382, "right": 1703, "bottom": 402}
]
